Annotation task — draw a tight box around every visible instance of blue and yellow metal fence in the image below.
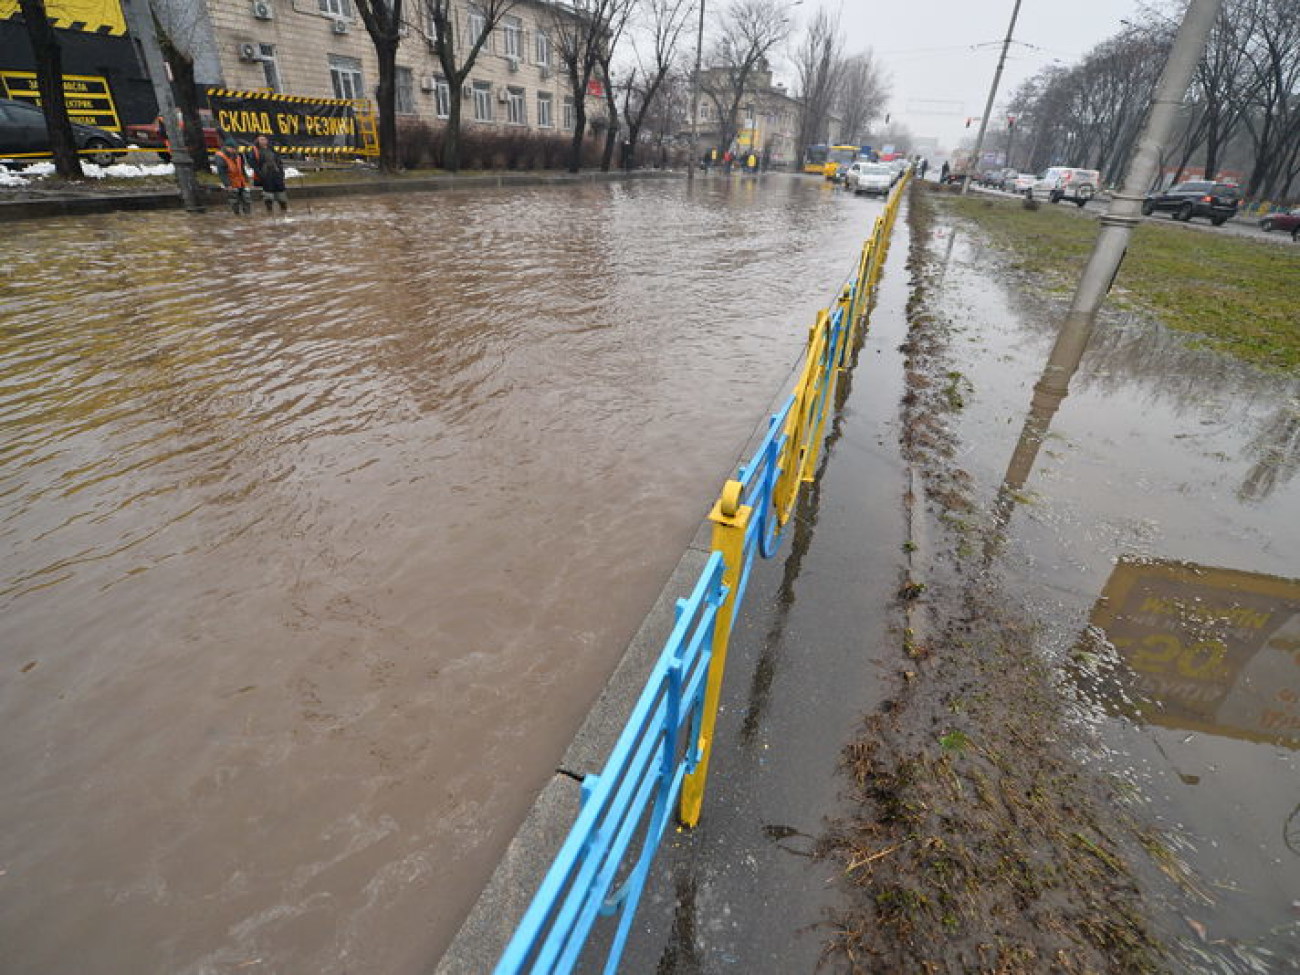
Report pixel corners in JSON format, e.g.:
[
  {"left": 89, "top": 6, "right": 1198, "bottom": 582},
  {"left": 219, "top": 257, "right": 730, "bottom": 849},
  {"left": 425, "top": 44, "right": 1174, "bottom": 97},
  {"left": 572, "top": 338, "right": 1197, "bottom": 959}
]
[{"left": 496, "top": 172, "right": 911, "bottom": 975}]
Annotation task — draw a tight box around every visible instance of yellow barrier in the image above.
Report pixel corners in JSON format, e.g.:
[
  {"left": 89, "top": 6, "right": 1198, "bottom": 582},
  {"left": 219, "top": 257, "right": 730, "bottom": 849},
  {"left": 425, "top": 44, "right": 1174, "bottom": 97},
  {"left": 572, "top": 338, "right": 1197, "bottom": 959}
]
[{"left": 679, "top": 172, "right": 910, "bottom": 827}]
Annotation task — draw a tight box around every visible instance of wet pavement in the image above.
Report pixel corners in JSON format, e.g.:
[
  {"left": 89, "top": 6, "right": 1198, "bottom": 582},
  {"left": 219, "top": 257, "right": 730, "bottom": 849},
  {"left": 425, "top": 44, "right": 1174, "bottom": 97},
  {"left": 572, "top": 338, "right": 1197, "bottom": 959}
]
[
  {"left": 0, "top": 175, "right": 888, "bottom": 975},
  {"left": 926, "top": 207, "right": 1300, "bottom": 969},
  {"left": 610, "top": 202, "right": 914, "bottom": 972},
  {"left": 594, "top": 190, "right": 1297, "bottom": 973}
]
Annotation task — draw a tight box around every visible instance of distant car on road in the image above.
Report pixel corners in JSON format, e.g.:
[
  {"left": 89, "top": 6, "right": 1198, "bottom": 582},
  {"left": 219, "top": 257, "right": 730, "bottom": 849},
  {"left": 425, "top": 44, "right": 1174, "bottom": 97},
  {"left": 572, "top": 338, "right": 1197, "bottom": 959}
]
[
  {"left": 0, "top": 97, "right": 126, "bottom": 166},
  {"left": 1258, "top": 207, "right": 1300, "bottom": 234},
  {"left": 1141, "top": 180, "right": 1240, "bottom": 226},
  {"left": 1026, "top": 167, "right": 1101, "bottom": 207},
  {"left": 848, "top": 162, "right": 894, "bottom": 196},
  {"left": 1011, "top": 173, "right": 1037, "bottom": 193}
]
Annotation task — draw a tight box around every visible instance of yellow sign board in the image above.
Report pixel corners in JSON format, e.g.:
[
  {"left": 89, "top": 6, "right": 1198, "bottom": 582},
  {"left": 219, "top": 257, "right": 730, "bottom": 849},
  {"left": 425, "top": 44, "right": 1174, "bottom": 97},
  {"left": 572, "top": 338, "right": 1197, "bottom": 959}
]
[
  {"left": 0, "top": 0, "right": 125, "bottom": 35},
  {"left": 1087, "top": 559, "right": 1300, "bottom": 747},
  {"left": 0, "top": 71, "right": 121, "bottom": 132}
]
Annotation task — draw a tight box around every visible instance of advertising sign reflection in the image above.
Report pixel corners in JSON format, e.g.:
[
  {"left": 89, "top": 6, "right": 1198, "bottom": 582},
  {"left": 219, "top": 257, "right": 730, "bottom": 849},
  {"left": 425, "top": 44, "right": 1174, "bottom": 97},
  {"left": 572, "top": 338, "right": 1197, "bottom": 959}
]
[{"left": 1088, "top": 559, "right": 1300, "bottom": 748}]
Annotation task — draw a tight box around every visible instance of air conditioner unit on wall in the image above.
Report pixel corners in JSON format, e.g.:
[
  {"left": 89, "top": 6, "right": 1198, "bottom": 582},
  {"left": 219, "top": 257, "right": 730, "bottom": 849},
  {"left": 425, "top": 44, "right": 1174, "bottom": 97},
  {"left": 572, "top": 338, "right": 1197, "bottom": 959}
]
[
  {"left": 239, "top": 42, "right": 261, "bottom": 61},
  {"left": 420, "top": 76, "right": 436, "bottom": 91},
  {"left": 539, "top": 65, "right": 551, "bottom": 80},
  {"left": 251, "top": 0, "right": 273, "bottom": 21},
  {"left": 497, "top": 87, "right": 509, "bottom": 103},
  {"left": 331, "top": 18, "right": 349, "bottom": 34},
  {"left": 506, "top": 55, "right": 520, "bottom": 72}
]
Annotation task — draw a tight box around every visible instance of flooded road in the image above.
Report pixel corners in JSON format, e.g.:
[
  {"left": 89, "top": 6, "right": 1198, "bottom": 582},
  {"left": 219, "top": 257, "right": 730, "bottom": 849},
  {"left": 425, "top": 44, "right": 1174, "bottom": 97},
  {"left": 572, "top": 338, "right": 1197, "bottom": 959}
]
[
  {"left": 0, "top": 176, "right": 884, "bottom": 974},
  {"left": 926, "top": 210, "right": 1300, "bottom": 971}
]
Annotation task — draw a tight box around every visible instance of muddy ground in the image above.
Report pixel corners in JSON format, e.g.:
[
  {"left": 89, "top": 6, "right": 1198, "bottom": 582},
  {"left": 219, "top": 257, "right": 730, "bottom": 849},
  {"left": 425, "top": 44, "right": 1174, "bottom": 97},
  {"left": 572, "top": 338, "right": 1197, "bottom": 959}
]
[{"left": 815, "top": 187, "right": 1186, "bottom": 974}]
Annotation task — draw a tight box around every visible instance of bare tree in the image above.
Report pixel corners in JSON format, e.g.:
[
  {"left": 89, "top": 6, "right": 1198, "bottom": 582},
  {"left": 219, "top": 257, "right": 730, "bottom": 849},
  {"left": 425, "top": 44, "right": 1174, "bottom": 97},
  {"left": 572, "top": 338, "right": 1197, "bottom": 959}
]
[
  {"left": 420, "top": 0, "right": 521, "bottom": 172},
  {"left": 618, "top": 0, "right": 693, "bottom": 169},
  {"left": 550, "top": 0, "right": 636, "bottom": 173},
  {"left": 1238, "top": 0, "right": 1300, "bottom": 197},
  {"left": 701, "top": 0, "right": 791, "bottom": 155},
  {"left": 592, "top": 1, "right": 636, "bottom": 170},
  {"left": 835, "top": 51, "right": 889, "bottom": 146},
  {"left": 351, "top": 0, "right": 405, "bottom": 172},
  {"left": 151, "top": 0, "right": 218, "bottom": 170},
  {"left": 792, "top": 7, "right": 842, "bottom": 154},
  {"left": 15, "top": 0, "right": 82, "bottom": 178}
]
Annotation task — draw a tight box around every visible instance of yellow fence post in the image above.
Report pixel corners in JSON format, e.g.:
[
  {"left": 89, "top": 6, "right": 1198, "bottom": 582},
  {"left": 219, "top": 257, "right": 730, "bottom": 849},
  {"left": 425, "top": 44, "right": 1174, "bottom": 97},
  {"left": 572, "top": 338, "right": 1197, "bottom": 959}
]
[{"left": 679, "top": 480, "right": 751, "bottom": 828}]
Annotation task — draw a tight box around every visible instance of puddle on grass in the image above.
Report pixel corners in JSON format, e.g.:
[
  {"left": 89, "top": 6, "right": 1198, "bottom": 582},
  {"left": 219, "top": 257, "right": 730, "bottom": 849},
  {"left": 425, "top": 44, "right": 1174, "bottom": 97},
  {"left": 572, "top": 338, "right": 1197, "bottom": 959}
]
[{"left": 924, "top": 216, "right": 1300, "bottom": 968}]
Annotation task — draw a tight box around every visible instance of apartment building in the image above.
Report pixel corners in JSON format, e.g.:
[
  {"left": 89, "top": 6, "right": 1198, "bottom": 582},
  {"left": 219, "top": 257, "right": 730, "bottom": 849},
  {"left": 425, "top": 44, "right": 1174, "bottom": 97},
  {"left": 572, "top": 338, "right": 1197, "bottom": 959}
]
[
  {"left": 689, "top": 63, "right": 802, "bottom": 168},
  {"left": 198, "top": 0, "right": 585, "bottom": 136}
]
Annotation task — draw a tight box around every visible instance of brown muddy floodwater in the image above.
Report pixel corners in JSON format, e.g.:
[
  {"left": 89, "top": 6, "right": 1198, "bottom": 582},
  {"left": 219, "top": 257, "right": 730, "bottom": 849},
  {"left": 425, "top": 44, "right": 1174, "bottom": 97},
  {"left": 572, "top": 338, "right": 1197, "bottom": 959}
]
[{"left": 0, "top": 176, "right": 884, "bottom": 974}]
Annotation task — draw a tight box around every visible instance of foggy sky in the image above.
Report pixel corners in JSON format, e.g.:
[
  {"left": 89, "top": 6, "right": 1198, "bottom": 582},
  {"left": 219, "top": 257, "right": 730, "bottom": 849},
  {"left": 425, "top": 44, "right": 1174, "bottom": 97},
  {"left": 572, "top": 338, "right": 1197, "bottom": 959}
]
[{"left": 790, "top": 0, "right": 1152, "bottom": 152}]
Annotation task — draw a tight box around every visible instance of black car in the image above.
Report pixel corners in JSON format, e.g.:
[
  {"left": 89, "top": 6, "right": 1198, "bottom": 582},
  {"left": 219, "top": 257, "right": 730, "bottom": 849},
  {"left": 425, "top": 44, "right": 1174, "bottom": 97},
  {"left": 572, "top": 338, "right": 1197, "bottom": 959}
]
[
  {"left": 0, "top": 97, "right": 126, "bottom": 167},
  {"left": 1141, "top": 180, "right": 1240, "bottom": 226}
]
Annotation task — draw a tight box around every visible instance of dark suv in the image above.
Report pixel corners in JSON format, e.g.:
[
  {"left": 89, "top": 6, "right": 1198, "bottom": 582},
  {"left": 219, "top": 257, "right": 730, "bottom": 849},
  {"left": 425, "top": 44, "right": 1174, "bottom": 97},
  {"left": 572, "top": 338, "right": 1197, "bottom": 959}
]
[{"left": 1141, "top": 181, "right": 1240, "bottom": 226}]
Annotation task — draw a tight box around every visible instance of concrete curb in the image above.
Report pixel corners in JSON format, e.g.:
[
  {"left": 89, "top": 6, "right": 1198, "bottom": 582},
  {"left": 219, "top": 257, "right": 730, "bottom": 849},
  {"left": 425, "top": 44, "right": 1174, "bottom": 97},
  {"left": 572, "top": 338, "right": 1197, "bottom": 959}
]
[{"left": 0, "top": 168, "right": 682, "bottom": 222}]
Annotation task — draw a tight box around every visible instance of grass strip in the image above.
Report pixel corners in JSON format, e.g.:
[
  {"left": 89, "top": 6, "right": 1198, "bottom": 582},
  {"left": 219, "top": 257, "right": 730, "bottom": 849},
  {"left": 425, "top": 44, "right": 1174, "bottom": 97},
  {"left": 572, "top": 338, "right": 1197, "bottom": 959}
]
[{"left": 940, "top": 192, "right": 1300, "bottom": 372}]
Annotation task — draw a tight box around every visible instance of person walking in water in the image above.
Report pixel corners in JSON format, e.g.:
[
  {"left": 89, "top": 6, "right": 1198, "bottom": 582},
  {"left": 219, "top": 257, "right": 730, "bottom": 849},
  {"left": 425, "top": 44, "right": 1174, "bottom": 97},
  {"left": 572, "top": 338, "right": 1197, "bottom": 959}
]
[
  {"left": 248, "top": 134, "right": 289, "bottom": 214},
  {"left": 213, "top": 138, "right": 251, "bottom": 215}
]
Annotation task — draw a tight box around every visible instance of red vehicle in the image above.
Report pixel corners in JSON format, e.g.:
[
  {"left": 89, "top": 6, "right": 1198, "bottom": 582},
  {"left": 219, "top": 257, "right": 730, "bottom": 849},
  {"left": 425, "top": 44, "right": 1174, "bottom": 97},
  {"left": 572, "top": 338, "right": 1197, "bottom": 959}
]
[
  {"left": 125, "top": 109, "right": 220, "bottom": 160},
  {"left": 1258, "top": 207, "right": 1300, "bottom": 235}
]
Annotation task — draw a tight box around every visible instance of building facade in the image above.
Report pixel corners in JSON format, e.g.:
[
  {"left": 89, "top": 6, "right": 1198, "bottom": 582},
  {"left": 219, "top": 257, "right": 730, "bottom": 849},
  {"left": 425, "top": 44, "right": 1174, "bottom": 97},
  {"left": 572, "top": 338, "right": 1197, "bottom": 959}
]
[
  {"left": 689, "top": 64, "right": 801, "bottom": 168},
  {"left": 199, "top": 0, "right": 587, "bottom": 138}
]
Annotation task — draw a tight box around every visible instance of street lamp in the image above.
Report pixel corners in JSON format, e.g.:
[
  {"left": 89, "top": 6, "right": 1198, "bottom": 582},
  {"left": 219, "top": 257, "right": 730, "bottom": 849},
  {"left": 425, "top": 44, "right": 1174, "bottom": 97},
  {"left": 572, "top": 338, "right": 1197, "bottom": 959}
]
[{"left": 687, "top": 0, "right": 706, "bottom": 182}]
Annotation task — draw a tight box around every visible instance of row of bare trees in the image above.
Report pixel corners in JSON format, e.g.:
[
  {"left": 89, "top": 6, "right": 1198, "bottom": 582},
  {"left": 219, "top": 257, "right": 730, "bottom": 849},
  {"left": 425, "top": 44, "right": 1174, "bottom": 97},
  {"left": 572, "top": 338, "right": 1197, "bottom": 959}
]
[
  {"left": 1002, "top": 0, "right": 1300, "bottom": 200},
  {"left": 332, "top": 0, "right": 892, "bottom": 174},
  {"left": 17, "top": 0, "right": 891, "bottom": 181}
]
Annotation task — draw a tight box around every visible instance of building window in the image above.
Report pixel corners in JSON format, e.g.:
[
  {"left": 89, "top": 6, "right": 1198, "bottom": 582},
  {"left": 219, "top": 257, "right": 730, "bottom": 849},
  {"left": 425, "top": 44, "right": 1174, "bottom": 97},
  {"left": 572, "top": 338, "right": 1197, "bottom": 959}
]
[
  {"left": 329, "top": 55, "right": 364, "bottom": 100},
  {"left": 534, "top": 30, "right": 550, "bottom": 67},
  {"left": 258, "top": 43, "right": 281, "bottom": 92},
  {"left": 502, "top": 15, "right": 522, "bottom": 58},
  {"left": 318, "top": 0, "right": 352, "bottom": 17},
  {"left": 467, "top": 5, "right": 487, "bottom": 48},
  {"left": 473, "top": 81, "right": 493, "bottom": 122},
  {"left": 537, "top": 91, "right": 553, "bottom": 128},
  {"left": 434, "top": 76, "right": 450, "bottom": 118},
  {"left": 562, "top": 95, "right": 574, "bottom": 131},
  {"left": 396, "top": 66, "right": 414, "bottom": 114},
  {"left": 506, "top": 86, "right": 525, "bottom": 125}
]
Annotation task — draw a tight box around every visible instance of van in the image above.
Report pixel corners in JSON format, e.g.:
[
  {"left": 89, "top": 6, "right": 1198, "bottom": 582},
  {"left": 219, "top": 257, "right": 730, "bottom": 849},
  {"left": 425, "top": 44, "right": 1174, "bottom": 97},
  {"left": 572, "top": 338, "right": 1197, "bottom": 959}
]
[{"left": 1027, "top": 167, "right": 1101, "bottom": 207}]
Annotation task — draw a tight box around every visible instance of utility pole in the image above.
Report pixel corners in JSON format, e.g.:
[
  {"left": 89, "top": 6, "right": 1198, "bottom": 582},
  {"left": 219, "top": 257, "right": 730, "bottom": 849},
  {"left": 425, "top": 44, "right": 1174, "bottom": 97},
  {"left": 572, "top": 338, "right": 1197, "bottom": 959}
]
[
  {"left": 121, "top": 0, "right": 203, "bottom": 211},
  {"left": 962, "top": 0, "right": 1023, "bottom": 196},
  {"left": 999, "top": 0, "right": 1224, "bottom": 490},
  {"left": 687, "top": 0, "right": 706, "bottom": 182}
]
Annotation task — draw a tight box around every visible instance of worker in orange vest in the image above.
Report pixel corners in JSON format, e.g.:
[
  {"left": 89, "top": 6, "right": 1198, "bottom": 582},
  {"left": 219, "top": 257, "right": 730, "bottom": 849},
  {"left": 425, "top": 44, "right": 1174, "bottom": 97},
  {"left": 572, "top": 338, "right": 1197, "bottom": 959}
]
[{"left": 213, "top": 138, "right": 252, "bottom": 215}]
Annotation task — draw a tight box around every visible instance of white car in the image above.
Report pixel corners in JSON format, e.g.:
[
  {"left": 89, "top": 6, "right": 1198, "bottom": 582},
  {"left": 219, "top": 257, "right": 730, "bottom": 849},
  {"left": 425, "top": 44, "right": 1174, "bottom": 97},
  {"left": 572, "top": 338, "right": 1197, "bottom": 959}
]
[
  {"left": 1011, "top": 173, "right": 1037, "bottom": 193},
  {"left": 849, "top": 162, "right": 894, "bottom": 196},
  {"left": 1026, "top": 166, "right": 1101, "bottom": 207}
]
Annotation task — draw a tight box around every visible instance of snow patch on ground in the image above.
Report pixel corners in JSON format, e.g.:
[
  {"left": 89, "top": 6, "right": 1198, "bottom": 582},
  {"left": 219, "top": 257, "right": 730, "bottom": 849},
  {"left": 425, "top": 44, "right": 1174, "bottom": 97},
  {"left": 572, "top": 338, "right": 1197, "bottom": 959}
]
[{"left": 2, "top": 160, "right": 303, "bottom": 186}]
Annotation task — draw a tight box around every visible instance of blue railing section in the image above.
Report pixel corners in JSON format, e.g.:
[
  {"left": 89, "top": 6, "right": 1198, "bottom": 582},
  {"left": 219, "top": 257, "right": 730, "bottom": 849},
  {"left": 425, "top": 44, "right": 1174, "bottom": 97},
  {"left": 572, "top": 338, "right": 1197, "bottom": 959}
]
[
  {"left": 495, "top": 553, "right": 727, "bottom": 975},
  {"left": 493, "top": 174, "right": 909, "bottom": 974}
]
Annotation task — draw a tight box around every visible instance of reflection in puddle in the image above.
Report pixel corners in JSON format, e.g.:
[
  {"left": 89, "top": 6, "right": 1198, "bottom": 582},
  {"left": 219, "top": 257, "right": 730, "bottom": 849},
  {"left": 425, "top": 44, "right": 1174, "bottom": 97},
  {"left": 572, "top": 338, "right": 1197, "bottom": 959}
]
[{"left": 1079, "top": 559, "right": 1300, "bottom": 749}]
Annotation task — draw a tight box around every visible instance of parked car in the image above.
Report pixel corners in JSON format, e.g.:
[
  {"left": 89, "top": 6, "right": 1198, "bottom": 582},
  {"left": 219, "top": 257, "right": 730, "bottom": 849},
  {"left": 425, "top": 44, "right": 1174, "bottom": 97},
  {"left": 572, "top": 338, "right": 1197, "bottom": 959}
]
[
  {"left": 0, "top": 97, "right": 126, "bottom": 166},
  {"left": 124, "top": 110, "right": 220, "bottom": 161},
  {"left": 1258, "top": 207, "right": 1300, "bottom": 234},
  {"left": 848, "top": 162, "right": 895, "bottom": 196},
  {"left": 1141, "top": 181, "right": 1240, "bottom": 225},
  {"left": 1011, "top": 173, "right": 1037, "bottom": 193},
  {"left": 1026, "top": 166, "right": 1101, "bottom": 206}
]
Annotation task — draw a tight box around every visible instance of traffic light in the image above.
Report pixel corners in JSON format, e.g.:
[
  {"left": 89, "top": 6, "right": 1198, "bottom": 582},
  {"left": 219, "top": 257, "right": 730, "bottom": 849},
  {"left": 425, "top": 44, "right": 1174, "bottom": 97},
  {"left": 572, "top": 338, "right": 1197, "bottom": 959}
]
[{"left": 965, "top": 117, "right": 972, "bottom": 128}]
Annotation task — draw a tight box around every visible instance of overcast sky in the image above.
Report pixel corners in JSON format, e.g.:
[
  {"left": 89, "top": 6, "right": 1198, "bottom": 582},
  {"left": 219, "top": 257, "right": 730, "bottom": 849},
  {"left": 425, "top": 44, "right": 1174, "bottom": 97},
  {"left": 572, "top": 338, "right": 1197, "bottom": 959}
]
[{"left": 782, "top": 0, "right": 1151, "bottom": 151}]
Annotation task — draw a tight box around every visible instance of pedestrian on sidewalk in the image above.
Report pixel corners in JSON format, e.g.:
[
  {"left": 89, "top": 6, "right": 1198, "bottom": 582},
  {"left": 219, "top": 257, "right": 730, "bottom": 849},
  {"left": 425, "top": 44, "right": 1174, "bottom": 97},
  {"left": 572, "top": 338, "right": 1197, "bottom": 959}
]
[
  {"left": 213, "top": 138, "right": 251, "bottom": 215},
  {"left": 248, "top": 135, "right": 289, "bottom": 214}
]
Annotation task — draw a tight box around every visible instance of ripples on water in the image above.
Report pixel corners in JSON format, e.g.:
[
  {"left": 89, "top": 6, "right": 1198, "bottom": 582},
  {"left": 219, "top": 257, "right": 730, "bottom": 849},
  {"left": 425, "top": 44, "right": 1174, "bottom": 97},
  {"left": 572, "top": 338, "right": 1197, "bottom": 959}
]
[{"left": 0, "top": 176, "right": 880, "bottom": 974}]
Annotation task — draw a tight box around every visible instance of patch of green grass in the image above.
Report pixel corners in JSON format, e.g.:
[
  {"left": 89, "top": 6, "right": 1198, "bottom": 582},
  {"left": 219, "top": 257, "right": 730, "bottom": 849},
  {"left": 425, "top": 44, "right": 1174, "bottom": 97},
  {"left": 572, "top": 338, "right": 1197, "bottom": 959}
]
[{"left": 943, "top": 195, "right": 1300, "bottom": 371}]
